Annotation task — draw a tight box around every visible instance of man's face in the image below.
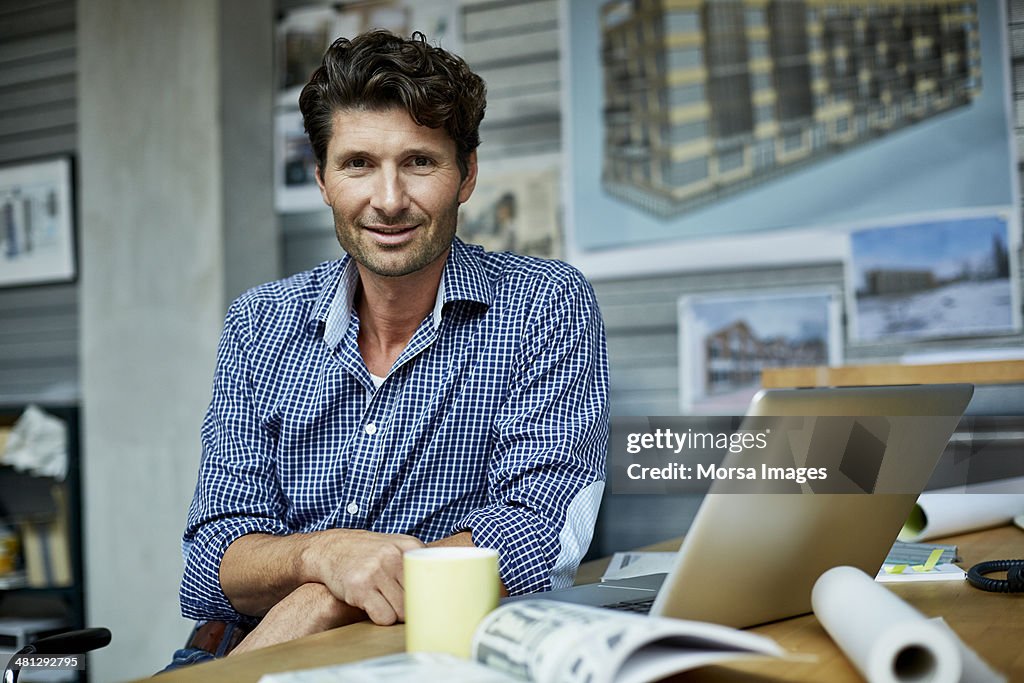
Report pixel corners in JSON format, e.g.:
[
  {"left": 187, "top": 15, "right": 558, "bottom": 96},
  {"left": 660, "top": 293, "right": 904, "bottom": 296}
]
[{"left": 315, "top": 107, "right": 477, "bottom": 278}]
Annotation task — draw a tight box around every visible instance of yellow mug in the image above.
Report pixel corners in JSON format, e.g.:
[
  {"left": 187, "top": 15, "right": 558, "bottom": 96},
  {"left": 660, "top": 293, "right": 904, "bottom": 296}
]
[{"left": 404, "top": 547, "right": 500, "bottom": 659}]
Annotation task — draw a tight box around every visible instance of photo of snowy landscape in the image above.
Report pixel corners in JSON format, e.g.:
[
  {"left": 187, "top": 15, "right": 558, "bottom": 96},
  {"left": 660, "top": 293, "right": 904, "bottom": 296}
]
[{"left": 849, "top": 216, "right": 1018, "bottom": 343}]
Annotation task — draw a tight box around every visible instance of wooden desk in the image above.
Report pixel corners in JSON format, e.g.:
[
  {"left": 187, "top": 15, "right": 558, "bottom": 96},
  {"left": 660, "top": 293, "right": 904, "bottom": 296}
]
[{"left": 151, "top": 525, "right": 1024, "bottom": 682}]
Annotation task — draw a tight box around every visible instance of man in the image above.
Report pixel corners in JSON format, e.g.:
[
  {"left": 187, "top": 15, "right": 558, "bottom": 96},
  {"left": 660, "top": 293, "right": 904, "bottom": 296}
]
[{"left": 174, "top": 30, "right": 608, "bottom": 663}]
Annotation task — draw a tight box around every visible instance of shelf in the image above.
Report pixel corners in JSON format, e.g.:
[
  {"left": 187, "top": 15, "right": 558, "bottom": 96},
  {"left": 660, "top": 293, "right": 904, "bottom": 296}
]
[
  {"left": 0, "top": 572, "right": 27, "bottom": 590},
  {"left": 0, "top": 405, "right": 85, "bottom": 682},
  {"left": 762, "top": 359, "right": 1024, "bottom": 388},
  {"left": 0, "top": 585, "right": 76, "bottom": 598}
]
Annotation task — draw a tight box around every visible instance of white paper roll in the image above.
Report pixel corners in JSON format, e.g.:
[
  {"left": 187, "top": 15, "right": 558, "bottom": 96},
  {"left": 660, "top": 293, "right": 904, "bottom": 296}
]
[
  {"left": 899, "top": 490, "right": 1024, "bottom": 542},
  {"left": 812, "top": 566, "right": 961, "bottom": 683},
  {"left": 931, "top": 618, "right": 1007, "bottom": 683}
]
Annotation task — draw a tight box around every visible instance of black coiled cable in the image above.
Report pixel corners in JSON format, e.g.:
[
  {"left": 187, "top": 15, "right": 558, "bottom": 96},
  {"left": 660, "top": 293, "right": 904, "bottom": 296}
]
[{"left": 966, "top": 559, "right": 1024, "bottom": 593}]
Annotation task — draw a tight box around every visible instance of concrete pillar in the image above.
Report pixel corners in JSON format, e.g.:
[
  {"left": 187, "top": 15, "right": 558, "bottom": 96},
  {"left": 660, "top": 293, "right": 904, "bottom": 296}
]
[{"left": 78, "top": 1, "right": 276, "bottom": 678}]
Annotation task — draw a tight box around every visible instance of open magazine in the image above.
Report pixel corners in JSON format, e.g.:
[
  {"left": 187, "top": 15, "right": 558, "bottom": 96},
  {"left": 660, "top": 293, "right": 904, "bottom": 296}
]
[{"left": 258, "top": 599, "right": 785, "bottom": 683}]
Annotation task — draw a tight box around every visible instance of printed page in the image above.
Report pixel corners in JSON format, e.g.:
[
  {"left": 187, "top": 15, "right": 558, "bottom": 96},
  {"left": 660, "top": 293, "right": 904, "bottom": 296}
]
[
  {"left": 473, "top": 600, "right": 618, "bottom": 683},
  {"left": 613, "top": 644, "right": 787, "bottom": 683},
  {"left": 473, "top": 600, "right": 784, "bottom": 683}
]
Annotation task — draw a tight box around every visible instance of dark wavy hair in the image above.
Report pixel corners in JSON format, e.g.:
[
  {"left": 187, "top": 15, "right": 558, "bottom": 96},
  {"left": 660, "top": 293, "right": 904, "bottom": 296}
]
[{"left": 299, "top": 30, "right": 486, "bottom": 178}]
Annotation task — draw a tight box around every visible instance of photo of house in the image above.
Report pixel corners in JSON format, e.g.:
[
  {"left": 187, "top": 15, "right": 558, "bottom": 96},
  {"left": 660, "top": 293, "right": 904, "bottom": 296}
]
[{"left": 679, "top": 290, "right": 840, "bottom": 414}]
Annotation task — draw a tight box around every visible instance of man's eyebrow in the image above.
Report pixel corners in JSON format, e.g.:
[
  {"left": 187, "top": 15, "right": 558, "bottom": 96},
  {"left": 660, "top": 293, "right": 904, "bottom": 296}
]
[
  {"left": 330, "top": 146, "right": 446, "bottom": 165},
  {"left": 403, "top": 147, "right": 444, "bottom": 158},
  {"left": 330, "top": 148, "right": 374, "bottom": 164}
]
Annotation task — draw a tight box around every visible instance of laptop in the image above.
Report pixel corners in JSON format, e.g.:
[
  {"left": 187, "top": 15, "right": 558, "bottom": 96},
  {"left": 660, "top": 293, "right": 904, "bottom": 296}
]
[{"left": 512, "top": 383, "right": 974, "bottom": 628}]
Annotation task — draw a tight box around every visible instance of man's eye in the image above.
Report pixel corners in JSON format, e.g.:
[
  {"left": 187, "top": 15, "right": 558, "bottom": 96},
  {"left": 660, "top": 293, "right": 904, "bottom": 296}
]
[
  {"left": 412, "top": 157, "right": 432, "bottom": 167},
  {"left": 347, "top": 158, "right": 367, "bottom": 169}
]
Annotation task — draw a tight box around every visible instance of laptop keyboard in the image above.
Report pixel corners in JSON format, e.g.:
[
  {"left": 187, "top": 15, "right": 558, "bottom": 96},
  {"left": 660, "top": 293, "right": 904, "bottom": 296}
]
[{"left": 605, "top": 597, "right": 655, "bottom": 614}]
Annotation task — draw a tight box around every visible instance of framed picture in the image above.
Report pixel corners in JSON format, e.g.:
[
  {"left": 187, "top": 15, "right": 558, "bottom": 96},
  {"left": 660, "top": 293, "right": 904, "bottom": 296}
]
[
  {"left": 679, "top": 289, "right": 842, "bottom": 415},
  {"left": 846, "top": 212, "right": 1021, "bottom": 343},
  {"left": 0, "top": 157, "right": 75, "bottom": 288}
]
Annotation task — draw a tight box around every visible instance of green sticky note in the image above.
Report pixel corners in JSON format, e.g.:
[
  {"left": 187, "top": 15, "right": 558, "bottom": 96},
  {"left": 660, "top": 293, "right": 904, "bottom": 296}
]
[{"left": 911, "top": 548, "right": 945, "bottom": 572}]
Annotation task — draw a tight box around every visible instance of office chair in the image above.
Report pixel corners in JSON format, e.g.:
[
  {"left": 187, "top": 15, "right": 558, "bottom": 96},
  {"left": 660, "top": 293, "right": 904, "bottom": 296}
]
[{"left": 2, "top": 628, "right": 110, "bottom": 683}]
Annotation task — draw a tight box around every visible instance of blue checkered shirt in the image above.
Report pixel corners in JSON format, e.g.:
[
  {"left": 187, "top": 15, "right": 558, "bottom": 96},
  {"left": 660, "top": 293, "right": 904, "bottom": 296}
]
[{"left": 180, "top": 239, "right": 610, "bottom": 621}]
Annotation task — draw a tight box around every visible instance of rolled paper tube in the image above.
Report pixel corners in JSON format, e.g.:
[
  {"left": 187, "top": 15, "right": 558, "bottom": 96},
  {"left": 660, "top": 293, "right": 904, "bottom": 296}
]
[
  {"left": 812, "top": 566, "right": 961, "bottom": 683},
  {"left": 899, "top": 492, "right": 1024, "bottom": 542}
]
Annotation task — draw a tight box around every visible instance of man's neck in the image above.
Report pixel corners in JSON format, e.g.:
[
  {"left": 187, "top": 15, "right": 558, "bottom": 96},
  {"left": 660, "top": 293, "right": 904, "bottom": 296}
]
[{"left": 354, "top": 251, "right": 447, "bottom": 377}]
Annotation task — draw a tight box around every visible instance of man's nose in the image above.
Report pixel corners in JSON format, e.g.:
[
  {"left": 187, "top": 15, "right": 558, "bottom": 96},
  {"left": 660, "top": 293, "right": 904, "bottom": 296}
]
[{"left": 370, "top": 167, "right": 410, "bottom": 217}]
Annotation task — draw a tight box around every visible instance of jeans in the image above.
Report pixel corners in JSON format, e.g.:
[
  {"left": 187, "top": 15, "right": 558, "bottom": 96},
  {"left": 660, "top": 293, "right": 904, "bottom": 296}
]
[
  {"left": 156, "top": 621, "right": 250, "bottom": 674},
  {"left": 158, "top": 647, "right": 216, "bottom": 673}
]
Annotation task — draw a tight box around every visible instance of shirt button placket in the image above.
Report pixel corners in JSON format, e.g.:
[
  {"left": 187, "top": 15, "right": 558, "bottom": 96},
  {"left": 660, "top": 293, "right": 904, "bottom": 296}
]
[{"left": 349, "top": 421, "right": 378, "bottom": 518}]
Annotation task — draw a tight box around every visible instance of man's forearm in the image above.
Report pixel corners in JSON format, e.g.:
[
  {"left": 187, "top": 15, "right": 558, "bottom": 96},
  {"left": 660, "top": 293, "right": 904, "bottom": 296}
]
[
  {"left": 220, "top": 528, "right": 507, "bottom": 620},
  {"left": 220, "top": 533, "right": 316, "bottom": 617},
  {"left": 229, "top": 582, "right": 366, "bottom": 656},
  {"left": 426, "top": 530, "right": 473, "bottom": 548},
  {"left": 220, "top": 528, "right": 427, "bottom": 624},
  {"left": 428, "top": 531, "right": 510, "bottom": 597}
]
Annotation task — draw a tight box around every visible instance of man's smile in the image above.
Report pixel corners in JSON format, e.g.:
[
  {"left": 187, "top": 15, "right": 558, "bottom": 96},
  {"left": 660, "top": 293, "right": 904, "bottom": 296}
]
[{"left": 363, "top": 223, "right": 421, "bottom": 246}]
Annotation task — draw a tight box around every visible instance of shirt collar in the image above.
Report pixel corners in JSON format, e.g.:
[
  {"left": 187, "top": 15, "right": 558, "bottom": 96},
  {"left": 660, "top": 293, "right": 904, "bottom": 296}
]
[
  {"left": 442, "top": 238, "right": 494, "bottom": 310},
  {"left": 317, "top": 238, "right": 493, "bottom": 350}
]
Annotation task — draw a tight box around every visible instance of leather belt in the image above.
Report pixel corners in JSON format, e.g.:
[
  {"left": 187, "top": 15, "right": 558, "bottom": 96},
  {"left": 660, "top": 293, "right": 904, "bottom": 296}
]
[{"left": 187, "top": 620, "right": 252, "bottom": 657}]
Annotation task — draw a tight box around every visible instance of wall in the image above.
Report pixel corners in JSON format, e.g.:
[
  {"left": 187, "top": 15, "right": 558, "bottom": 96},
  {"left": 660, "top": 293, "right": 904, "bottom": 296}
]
[
  {"left": 0, "top": 0, "right": 78, "bottom": 404},
  {"left": 77, "top": 1, "right": 276, "bottom": 679}
]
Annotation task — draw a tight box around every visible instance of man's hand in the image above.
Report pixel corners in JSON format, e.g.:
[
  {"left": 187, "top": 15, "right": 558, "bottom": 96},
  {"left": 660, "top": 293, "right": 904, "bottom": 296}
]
[
  {"left": 222, "top": 529, "right": 507, "bottom": 633},
  {"left": 219, "top": 530, "right": 507, "bottom": 655},
  {"left": 229, "top": 582, "right": 362, "bottom": 656},
  {"left": 302, "top": 529, "right": 425, "bottom": 625}
]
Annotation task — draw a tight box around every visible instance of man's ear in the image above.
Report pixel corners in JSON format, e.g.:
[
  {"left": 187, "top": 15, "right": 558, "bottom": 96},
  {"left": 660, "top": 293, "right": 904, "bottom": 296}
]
[
  {"left": 458, "top": 151, "right": 478, "bottom": 204},
  {"left": 315, "top": 165, "right": 330, "bottom": 206}
]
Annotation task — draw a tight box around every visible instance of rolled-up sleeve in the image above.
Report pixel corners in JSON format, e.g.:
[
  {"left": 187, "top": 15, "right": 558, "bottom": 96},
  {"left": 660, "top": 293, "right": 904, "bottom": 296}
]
[
  {"left": 455, "top": 271, "right": 610, "bottom": 595},
  {"left": 179, "top": 301, "right": 289, "bottom": 621}
]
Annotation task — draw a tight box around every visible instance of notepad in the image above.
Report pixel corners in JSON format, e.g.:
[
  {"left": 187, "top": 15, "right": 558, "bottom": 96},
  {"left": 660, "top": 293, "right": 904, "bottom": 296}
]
[
  {"left": 876, "top": 563, "right": 966, "bottom": 582},
  {"left": 884, "top": 541, "right": 958, "bottom": 566}
]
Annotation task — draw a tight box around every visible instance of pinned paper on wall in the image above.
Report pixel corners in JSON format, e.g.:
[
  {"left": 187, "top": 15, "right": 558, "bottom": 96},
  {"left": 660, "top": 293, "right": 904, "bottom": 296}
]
[{"left": 459, "top": 156, "right": 562, "bottom": 259}]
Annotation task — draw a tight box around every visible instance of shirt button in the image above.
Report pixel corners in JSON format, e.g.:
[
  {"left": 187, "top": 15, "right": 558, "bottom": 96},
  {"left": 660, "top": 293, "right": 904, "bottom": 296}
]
[
  {"left": 346, "top": 502, "right": 359, "bottom": 515},
  {"left": 364, "top": 422, "right": 377, "bottom": 435}
]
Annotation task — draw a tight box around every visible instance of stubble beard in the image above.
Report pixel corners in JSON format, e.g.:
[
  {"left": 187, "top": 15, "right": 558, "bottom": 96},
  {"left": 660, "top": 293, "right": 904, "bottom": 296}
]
[{"left": 334, "top": 199, "right": 460, "bottom": 278}]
